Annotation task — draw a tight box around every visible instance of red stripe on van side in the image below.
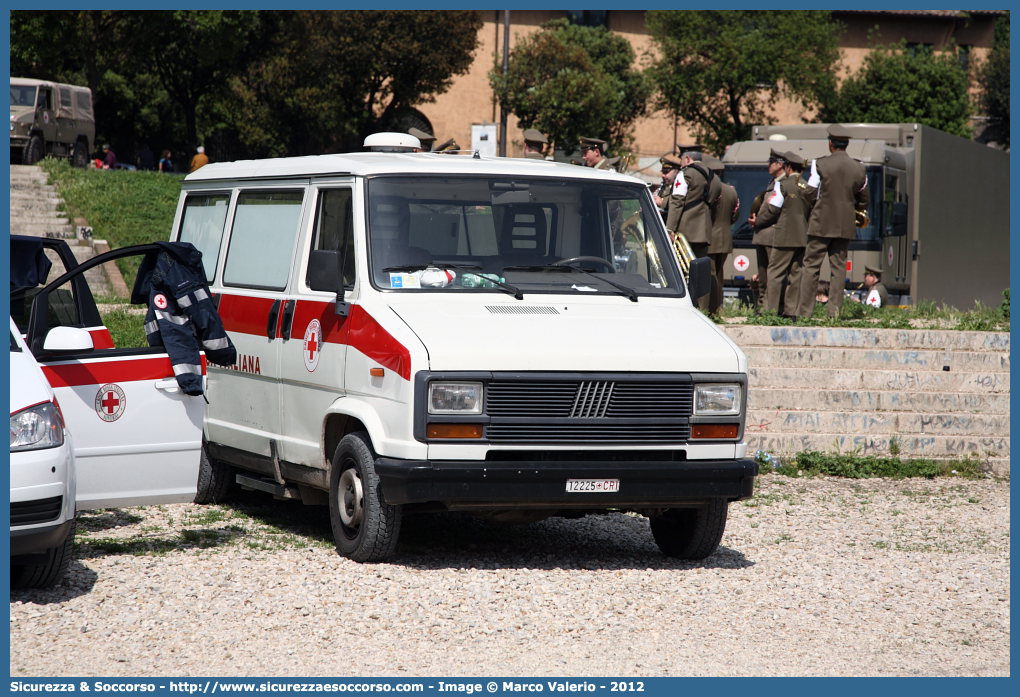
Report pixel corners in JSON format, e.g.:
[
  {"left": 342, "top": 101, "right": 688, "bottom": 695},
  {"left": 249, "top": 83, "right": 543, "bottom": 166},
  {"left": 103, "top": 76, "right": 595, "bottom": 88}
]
[
  {"left": 291, "top": 299, "right": 351, "bottom": 346},
  {"left": 348, "top": 305, "right": 411, "bottom": 381},
  {"left": 218, "top": 294, "right": 279, "bottom": 337}
]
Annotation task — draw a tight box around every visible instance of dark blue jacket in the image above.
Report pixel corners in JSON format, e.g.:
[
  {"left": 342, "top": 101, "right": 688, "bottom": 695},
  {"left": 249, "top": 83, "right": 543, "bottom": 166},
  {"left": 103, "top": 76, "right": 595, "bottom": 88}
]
[{"left": 132, "top": 242, "right": 236, "bottom": 395}]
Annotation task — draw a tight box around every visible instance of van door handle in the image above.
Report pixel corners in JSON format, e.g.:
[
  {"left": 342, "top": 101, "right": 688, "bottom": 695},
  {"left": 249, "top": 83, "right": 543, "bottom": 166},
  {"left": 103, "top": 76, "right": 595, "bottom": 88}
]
[
  {"left": 155, "top": 378, "right": 180, "bottom": 393},
  {"left": 280, "top": 299, "right": 296, "bottom": 341},
  {"left": 267, "top": 299, "right": 282, "bottom": 340}
]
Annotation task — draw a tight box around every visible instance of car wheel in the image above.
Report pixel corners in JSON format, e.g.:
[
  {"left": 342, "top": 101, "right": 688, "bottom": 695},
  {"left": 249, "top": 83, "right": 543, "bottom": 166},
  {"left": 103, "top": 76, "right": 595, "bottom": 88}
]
[
  {"left": 649, "top": 500, "right": 728, "bottom": 560},
  {"left": 71, "top": 141, "right": 88, "bottom": 169},
  {"left": 22, "top": 135, "right": 43, "bottom": 165},
  {"left": 194, "top": 441, "right": 234, "bottom": 504},
  {"left": 11, "top": 521, "right": 75, "bottom": 589},
  {"left": 329, "top": 431, "right": 401, "bottom": 562}
]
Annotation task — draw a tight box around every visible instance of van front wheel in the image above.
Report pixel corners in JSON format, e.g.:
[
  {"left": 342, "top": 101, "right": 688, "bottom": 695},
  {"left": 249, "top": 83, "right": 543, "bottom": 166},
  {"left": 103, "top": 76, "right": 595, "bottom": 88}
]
[
  {"left": 649, "top": 500, "right": 728, "bottom": 560},
  {"left": 329, "top": 432, "right": 402, "bottom": 562}
]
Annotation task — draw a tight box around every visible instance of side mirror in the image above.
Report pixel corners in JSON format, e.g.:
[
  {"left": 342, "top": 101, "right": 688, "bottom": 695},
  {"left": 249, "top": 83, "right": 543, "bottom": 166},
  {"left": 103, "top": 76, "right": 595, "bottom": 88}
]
[
  {"left": 307, "top": 250, "right": 341, "bottom": 293},
  {"left": 687, "top": 256, "right": 712, "bottom": 300},
  {"left": 42, "top": 326, "right": 94, "bottom": 353}
]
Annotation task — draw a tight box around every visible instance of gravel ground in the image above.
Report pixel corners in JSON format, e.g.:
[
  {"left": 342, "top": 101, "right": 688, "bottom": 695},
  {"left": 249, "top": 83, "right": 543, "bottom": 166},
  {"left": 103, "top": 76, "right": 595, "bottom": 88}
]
[{"left": 10, "top": 475, "right": 1010, "bottom": 677}]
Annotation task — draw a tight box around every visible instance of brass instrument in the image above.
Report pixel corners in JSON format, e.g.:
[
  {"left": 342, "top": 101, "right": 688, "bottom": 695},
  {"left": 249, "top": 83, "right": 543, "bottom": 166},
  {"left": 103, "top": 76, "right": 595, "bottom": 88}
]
[
  {"left": 672, "top": 231, "right": 695, "bottom": 275},
  {"left": 854, "top": 208, "right": 870, "bottom": 228}
]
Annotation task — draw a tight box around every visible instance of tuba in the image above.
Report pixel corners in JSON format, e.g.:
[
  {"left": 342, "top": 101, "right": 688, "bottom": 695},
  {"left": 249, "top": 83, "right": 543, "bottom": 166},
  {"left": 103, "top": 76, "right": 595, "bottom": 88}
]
[
  {"left": 854, "top": 208, "right": 870, "bottom": 228},
  {"left": 672, "top": 231, "right": 695, "bottom": 275}
]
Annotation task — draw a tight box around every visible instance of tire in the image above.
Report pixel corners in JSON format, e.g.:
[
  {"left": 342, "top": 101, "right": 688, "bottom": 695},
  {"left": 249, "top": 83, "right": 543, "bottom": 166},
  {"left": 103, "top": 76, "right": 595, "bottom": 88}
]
[
  {"left": 650, "top": 500, "right": 728, "bottom": 560},
  {"left": 194, "top": 442, "right": 234, "bottom": 504},
  {"left": 22, "top": 135, "right": 43, "bottom": 165},
  {"left": 71, "top": 141, "right": 88, "bottom": 169},
  {"left": 329, "top": 432, "right": 401, "bottom": 562},
  {"left": 11, "top": 521, "right": 75, "bottom": 589}
]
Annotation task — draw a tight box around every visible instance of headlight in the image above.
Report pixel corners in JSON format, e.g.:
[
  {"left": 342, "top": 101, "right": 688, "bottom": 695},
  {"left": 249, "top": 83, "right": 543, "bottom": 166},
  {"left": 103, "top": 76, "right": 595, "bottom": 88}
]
[
  {"left": 10, "top": 401, "right": 65, "bottom": 451},
  {"left": 428, "top": 382, "right": 483, "bottom": 414},
  {"left": 693, "top": 383, "right": 741, "bottom": 415}
]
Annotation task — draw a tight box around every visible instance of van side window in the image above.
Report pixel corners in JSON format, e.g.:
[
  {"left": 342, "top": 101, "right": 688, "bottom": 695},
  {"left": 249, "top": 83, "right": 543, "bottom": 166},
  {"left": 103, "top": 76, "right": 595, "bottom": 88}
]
[
  {"left": 223, "top": 190, "right": 304, "bottom": 291},
  {"left": 309, "top": 189, "right": 355, "bottom": 286},
  {"left": 59, "top": 88, "right": 72, "bottom": 110},
  {"left": 75, "top": 91, "right": 92, "bottom": 118},
  {"left": 178, "top": 193, "right": 230, "bottom": 282}
]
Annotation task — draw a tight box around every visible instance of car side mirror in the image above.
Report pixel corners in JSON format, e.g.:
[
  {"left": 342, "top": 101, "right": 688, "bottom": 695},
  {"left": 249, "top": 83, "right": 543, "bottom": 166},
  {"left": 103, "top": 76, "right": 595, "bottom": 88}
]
[
  {"left": 42, "top": 326, "right": 94, "bottom": 353},
  {"left": 687, "top": 256, "right": 712, "bottom": 300},
  {"left": 307, "top": 250, "right": 341, "bottom": 293}
]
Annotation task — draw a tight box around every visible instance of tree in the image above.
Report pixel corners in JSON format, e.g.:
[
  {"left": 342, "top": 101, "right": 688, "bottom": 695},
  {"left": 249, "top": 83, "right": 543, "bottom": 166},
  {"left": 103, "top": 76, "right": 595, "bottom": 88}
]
[
  {"left": 823, "top": 39, "right": 973, "bottom": 138},
  {"left": 646, "top": 10, "right": 842, "bottom": 155},
  {"left": 489, "top": 18, "right": 650, "bottom": 158},
  {"left": 977, "top": 12, "right": 1009, "bottom": 147},
  {"left": 225, "top": 10, "right": 482, "bottom": 157}
]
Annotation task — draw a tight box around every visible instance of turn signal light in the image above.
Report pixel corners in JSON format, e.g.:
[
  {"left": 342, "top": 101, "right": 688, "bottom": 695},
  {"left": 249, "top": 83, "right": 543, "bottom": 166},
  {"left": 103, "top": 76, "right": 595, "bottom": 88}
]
[
  {"left": 427, "top": 424, "right": 483, "bottom": 439},
  {"left": 370, "top": 368, "right": 385, "bottom": 377},
  {"left": 690, "top": 424, "right": 739, "bottom": 439}
]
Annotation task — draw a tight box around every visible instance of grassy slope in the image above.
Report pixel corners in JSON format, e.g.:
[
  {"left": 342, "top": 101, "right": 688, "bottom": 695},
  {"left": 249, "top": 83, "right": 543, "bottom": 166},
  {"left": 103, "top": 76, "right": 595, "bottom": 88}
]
[{"left": 40, "top": 158, "right": 184, "bottom": 291}]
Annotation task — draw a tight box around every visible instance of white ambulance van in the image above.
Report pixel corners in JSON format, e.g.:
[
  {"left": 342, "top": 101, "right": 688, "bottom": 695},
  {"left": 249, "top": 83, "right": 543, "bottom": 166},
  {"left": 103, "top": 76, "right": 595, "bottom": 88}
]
[{"left": 175, "top": 134, "right": 757, "bottom": 562}]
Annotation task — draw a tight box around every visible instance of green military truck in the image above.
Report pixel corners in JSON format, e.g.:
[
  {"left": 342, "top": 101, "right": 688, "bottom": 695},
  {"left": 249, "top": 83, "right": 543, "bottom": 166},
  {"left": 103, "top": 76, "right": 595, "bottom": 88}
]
[
  {"left": 720, "top": 123, "right": 1009, "bottom": 309},
  {"left": 10, "top": 77, "right": 95, "bottom": 167}
]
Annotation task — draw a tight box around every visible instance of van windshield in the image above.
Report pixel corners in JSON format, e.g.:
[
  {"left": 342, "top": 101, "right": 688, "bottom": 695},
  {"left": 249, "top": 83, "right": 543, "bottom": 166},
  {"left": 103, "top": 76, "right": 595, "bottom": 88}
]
[
  {"left": 366, "top": 176, "right": 684, "bottom": 297},
  {"left": 10, "top": 85, "right": 37, "bottom": 107}
]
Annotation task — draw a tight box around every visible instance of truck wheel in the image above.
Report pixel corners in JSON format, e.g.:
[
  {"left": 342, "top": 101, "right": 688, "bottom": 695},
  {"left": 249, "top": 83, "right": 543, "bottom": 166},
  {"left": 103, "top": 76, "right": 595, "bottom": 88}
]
[
  {"left": 194, "top": 442, "right": 234, "bottom": 504},
  {"left": 22, "top": 135, "right": 43, "bottom": 165},
  {"left": 71, "top": 141, "right": 88, "bottom": 168},
  {"left": 650, "top": 500, "right": 728, "bottom": 560},
  {"left": 11, "top": 521, "right": 75, "bottom": 589},
  {"left": 329, "top": 432, "right": 401, "bottom": 562}
]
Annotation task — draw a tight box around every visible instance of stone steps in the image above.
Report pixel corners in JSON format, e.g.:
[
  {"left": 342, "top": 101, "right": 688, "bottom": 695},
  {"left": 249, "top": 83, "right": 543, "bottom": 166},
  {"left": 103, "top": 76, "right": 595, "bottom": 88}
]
[
  {"left": 724, "top": 325, "right": 1010, "bottom": 476},
  {"left": 746, "top": 409, "right": 1010, "bottom": 437},
  {"left": 747, "top": 388, "right": 1009, "bottom": 414},
  {"left": 10, "top": 164, "right": 112, "bottom": 298},
  {"left": 748, "top": 366, "right": 1009, "bottom": 393}
]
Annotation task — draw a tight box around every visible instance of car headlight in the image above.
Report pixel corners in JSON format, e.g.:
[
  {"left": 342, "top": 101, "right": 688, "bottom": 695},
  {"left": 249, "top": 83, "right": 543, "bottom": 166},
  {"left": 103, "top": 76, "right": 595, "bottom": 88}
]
[
  {"left": 428, "top": 382, "right": 483, "bottom": 414},
  {"left": 10, "top": 401, "right": 65, "bottom": 452},
  {"left": 693, "top": 383, "right": 741, "bottom": 415}
]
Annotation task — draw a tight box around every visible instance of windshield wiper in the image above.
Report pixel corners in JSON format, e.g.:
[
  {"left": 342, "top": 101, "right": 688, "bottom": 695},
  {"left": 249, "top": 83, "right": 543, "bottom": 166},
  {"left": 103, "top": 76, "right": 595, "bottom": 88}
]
[
  {"left": 382, "top": 263, "right": 523, "bottom": 300},
  {"left": 503, "top": 264, "right": 638, "bottom": 302}
]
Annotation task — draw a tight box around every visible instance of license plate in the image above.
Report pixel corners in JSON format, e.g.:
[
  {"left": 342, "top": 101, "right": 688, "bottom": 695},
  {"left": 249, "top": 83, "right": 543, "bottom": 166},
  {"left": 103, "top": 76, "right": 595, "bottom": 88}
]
[{"left": 565, "top": 479, "right": 620, "bottom": 493}]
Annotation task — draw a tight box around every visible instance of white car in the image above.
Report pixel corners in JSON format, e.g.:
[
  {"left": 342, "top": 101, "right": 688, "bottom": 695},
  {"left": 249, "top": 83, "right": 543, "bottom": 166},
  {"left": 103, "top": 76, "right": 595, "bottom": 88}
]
[
  {"left": 10, "top": 317, "right": 77, "bottom": 588},
  {"left": 10, "top": 235, "right": 206, "bottom": 588}
]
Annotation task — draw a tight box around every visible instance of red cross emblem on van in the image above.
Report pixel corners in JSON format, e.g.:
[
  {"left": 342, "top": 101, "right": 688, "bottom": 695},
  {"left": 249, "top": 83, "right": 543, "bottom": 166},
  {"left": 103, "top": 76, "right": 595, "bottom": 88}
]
[
  {"left": 94, "top": 383, "right": 126, "bottom": 422},
  {"left": 303, "top": 319, "right": 322, "bottom": 372}
]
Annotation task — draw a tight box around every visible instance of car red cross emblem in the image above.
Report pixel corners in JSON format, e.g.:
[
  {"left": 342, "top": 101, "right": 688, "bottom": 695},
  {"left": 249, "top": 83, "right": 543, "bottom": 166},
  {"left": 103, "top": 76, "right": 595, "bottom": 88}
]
[
  {"left": 94, "top": 383, "right": 126, "bottom": 422},
  {"left": 733, "top": 255, "right": 750, "bottom": 272},
  {"left": 303, "top": 319, "right": 322, "bottom": 372}
]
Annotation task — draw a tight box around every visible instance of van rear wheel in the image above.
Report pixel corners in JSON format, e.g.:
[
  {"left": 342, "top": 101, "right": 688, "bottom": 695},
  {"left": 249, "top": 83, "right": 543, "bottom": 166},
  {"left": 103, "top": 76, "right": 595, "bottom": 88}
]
[
  {"left": 649, "top": 500, "right": 728, "bottom": 560},
  {"left": 194, "top": 441, "right": 234, "bottom": 504},
  {"left": 329, "top": 432, "right": 401, "bottom": 562},
  {"left": 71, "top": 141, "right": 88, "bottom": 168}
]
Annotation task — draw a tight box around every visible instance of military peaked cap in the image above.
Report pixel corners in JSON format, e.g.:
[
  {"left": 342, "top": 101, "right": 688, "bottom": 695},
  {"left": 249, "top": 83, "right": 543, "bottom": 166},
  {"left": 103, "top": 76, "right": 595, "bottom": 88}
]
[
  {"left": 660, "top": 154, "right": 683, "bottom": 170},
  {"left": 522, "top": 128, "right": 548, "bottom": 145},
  {"left": 435, "top": 138, "right": 459, "bottom": 152},
  {"left": 579, "top": 137, "right": 607, "bottom": 151},
  {"left": 827, "top": 124, "right": 852, "bottom": 140},
  {"left": 782, "top": 151, "right": 805, "bottom": 167},
  {"left": 769, "top": 148, "right": 788, "bottom": 162},
  {"left": 864, "top": 264, "right": 882, "bottom": 276},
  {"left": 703, "top": 155, "right": 725, "bottom": 172}
]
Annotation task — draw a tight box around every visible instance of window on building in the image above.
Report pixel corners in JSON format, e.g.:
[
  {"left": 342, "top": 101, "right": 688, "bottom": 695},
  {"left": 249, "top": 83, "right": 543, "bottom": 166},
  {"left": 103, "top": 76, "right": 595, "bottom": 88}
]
[
  {"left": 566, "top": 11, "right": 607, "bottom": 28},
  {"left": 957, "top": 44, "right": 972, "bottom": 71}
]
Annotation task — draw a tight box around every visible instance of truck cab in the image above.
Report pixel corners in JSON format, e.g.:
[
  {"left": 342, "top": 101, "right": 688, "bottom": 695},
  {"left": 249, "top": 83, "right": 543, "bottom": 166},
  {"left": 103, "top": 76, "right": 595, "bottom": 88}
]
[{"left": 10, "top": 77, "right": 95, "bottom": 167}]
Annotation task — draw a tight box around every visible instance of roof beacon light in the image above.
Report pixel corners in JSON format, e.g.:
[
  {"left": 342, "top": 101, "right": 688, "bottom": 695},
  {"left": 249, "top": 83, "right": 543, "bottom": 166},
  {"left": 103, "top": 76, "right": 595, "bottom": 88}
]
[{"left": 364, "top": 132, "right": 421, "bottom": 152}]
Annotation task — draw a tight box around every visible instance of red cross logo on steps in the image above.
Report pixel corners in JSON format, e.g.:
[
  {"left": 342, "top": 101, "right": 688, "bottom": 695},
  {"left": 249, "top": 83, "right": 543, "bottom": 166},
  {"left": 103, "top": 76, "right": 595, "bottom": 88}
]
[
  {"left": 94, "top": 383, "right": 126, "bottom": 422},
  {"left": 303, "top": 319, "right": 322, "bottom": 372},
  {"left": 733, "top": 255, "right": 750, "bottom": 272}
]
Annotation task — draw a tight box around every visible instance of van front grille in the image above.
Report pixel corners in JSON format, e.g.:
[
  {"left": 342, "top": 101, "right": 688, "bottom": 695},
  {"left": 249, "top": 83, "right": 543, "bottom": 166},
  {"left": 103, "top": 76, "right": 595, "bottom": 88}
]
[
  {"left": 10, "top": 496, "right": 63, "bottom": 526},
  {"left": 485, "top": 422, "right": 691, "bottom": 443}
]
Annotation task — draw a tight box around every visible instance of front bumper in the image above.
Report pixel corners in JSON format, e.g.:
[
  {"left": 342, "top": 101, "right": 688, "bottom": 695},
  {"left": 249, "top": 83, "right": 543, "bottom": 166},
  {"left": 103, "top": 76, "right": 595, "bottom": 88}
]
[
  {"left": 10, "top": 519, "right": 73, "bottom": 558},
  {"left": 375, "top": 457, "right": 758, "bottom": 508}
]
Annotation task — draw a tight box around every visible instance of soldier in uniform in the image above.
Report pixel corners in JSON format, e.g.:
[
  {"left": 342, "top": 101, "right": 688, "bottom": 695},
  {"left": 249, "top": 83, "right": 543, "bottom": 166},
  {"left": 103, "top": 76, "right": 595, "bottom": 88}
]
[
  {"left": 654, "top": 154, "right": 684, "bottom": 227},
  {"left": 668, "top": 145, "right": 720, "bottom": 310},
  {"left": 579, "top": 137, "right": 614, "bottom": 170},
  {"left": 522, "top": 129, "right": 548, "bottom": 159},
  {"left": 705, "top": 156, "right": 738, "bottom": 315},
  {"left": 797, "top": 124, "right": 870, "bottom": 319},
  {"left": 746, "top": 148, "right": 787, "bottom": 312},
  {"left": 754, "top": 151, "right": 810, "bottom": 317},
  {"left": 408, "top": 127, "right": 436, "bottom": 152},
  {"left": 861, "top": 265, "right": 889, "bottom": 308}
]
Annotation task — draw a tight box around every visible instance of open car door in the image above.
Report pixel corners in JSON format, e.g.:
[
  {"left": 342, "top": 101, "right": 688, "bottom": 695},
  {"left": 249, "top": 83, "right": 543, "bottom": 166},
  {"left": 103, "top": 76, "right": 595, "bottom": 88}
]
[{"left": 23, "top": 243, "right": 203, "bottom": 509}]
